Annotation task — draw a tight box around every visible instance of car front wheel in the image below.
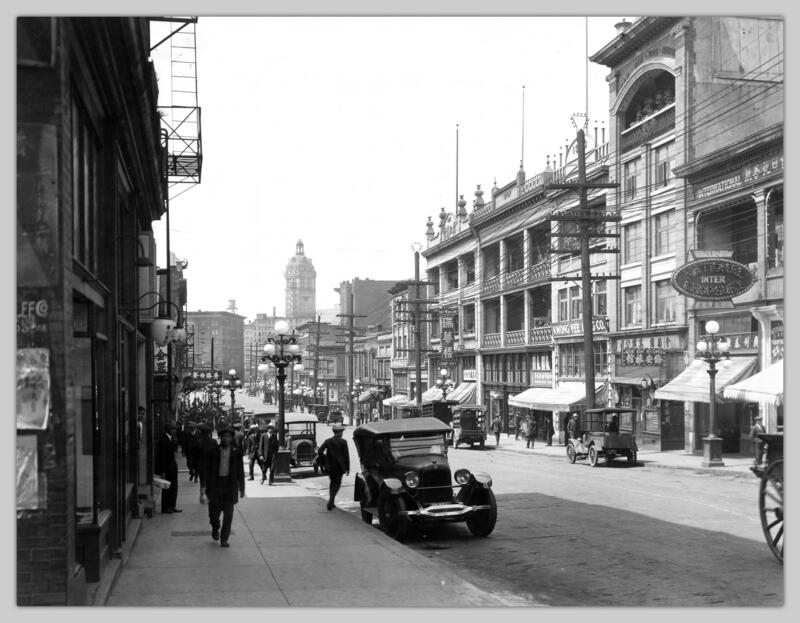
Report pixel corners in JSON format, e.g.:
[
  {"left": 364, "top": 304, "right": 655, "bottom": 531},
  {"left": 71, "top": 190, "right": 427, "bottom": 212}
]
[
  {"left": 377, "top": 493, "right": 408, "bottom": 540},
  {"left": 566, "top": 444, "right": 577, "bottom": 463},
  {"left": 466, "top": 488, "right": 497, "bottom": 537},
  {"left": 588, "top": 446, "right": 599, "bottom": 467}
]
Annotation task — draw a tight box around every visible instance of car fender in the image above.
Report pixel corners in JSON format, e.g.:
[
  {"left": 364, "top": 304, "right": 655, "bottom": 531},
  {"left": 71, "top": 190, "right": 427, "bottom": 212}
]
[
  {"left": 471, "top": 472, "right": 493, "bottom": 488},
  {"left": 380, "top": 477, "right": 404, "bottom": 494}
]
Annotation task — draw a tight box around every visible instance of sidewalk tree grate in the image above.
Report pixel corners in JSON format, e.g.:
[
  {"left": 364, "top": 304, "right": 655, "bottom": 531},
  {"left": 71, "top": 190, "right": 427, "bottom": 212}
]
[{"left": 171, "top": 530, "right": 235, "bottom": 537}]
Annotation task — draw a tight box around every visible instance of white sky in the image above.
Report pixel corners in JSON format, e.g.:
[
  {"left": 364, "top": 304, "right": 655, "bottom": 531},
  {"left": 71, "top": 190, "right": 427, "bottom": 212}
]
[{"left": 151, "top": 16, "right": 630, "bottom": 321}]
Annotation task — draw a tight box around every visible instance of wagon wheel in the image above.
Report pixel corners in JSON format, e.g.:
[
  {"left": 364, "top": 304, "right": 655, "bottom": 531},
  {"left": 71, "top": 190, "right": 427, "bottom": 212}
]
[
  {"left": 759, "top": 458, "right": 783, "bottom": 564},
  {"left": 566, "top": 444, "right": 577, "bottom": 464},
  {"left": 377, "top": 492, "right": 409, "bottom": 541},
  {"left": 588, "top": 446, "right": 599, "bottom": 467}
]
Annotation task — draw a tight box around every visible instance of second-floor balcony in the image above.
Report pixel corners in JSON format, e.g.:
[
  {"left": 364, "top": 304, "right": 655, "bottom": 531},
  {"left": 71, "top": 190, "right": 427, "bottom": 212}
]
[
  {"left": 483, "top": 332, "right": 501, "bottom": 347},
  {"left": 505, "top": 267, "right": 526, "bottom": 289},
  {"left": 505, "top": 329, "right": 526, "bottom": 345},
  {"left": 482, "top": 274, "right": 502, "bottom": 294},
  {"left": 530, "top": 324, "right": 553, "bottom": 344}
]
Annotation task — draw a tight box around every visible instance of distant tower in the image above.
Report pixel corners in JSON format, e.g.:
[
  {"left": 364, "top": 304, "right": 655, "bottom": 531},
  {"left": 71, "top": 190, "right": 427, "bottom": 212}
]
[{"left": 284, "top": 240, "right": 316, "bottom": 328}]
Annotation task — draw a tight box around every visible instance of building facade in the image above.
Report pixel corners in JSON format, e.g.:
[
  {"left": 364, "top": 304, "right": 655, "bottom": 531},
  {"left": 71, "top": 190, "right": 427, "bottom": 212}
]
[
  {"left": 284, "top": 240, "right": 316, "bottom": 327},
  {"left": 17, "top": 17, "right": 166, "bottom": 604},
  {"left": 186, "top": 310, "right": 245, "bottom": 380}
]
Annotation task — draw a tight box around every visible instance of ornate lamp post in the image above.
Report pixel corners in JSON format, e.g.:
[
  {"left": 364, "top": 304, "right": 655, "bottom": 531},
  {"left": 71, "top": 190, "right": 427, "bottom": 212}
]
[
  {"left": 352, "top": 378, "right": 363, "bottom": 425},
  {"left": 695, "top": 320, "right": 732, "bottom": 467},
  {"left": 261, "top": 320, "right": 303, "bottom": 482},
  {"left": 222, "top": 368, "right": 242, "bottom": 421},
  {"left": 436, "top": 368, "right": 455, "bottom": 400}
]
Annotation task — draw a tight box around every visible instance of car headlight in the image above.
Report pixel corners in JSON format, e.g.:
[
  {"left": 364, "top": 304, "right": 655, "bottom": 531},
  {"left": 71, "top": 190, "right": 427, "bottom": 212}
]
[
  {"left": 404, "top": 471, "right": 419, "bottom": 488},
  {"left": 454, "top": 468, "right": 472, "bottom": 485}
]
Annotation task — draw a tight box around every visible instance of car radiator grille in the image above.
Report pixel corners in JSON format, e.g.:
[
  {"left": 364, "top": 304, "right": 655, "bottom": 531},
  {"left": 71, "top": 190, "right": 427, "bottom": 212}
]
[
  {"left": 416, "top": 466, "right": 453, "bottom": 505},
  {"left": 296, "top": 442, "right": 315, "bottom": 462}
]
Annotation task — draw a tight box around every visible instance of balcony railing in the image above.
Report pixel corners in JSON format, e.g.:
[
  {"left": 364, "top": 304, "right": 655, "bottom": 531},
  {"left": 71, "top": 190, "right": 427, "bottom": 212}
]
[
  {"left": 483, "top": 332, "right": 501, "bottom": 347},
  {"left": 505, "top": 329, "right": 526, "bottom": 345},
  {"left": 530, "top": 369, "right": 553, "bottom": 387},
  {"left": 482, "top": 274, "right": 502, "bottom": 294},
  {"left": 529, "top": 260, "right": 551, "bottom": 284},
  {"left": 620, "top": 104, "right": 675, "bottom": 153},
  {"left": 505, "top": 268, "right": 526, "bottom": 289},
  {"left": 529, "top": 325, "right": 553, "bottom": 344}
]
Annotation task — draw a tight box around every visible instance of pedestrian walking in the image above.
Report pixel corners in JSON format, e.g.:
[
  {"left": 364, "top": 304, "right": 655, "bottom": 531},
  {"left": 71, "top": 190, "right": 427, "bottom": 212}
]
[
  {"left": 233, "top": 423, "right": 245, "bottom": 454},
  {"left": 200, "top": 427, "right": 245, "bottom": 548},
  {"left": 514, "top": 414, "right": 522, "bottom": 440},
  {"left": 490, "top": 416, "right": 503, "bottom": 447},
  {"left": 245, "top": 425, "right": 263, "bottom": 481},
  {"left": 258, "top": 426, "right": 279, "bottom": 484},
  {"left": 749, "top": 415, "right": 767, "bottom": 466},
  {"left": 155, "top": 421, "right": 181, "bottom": 513},
  {"left": 317, "top": 423, "right": 350, "bottom": 510},
  {"left": 526, "top": 417, "right": 538, "bottom": 449},
  {"left": 545, "top": 415, "right": 554, "bottom": 446}
]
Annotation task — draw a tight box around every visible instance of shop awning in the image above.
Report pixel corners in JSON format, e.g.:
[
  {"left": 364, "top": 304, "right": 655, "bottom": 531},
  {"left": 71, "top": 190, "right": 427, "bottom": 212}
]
[
  {"left": 384, "top": 394, "right": 413, "bottom": 407},
  {"left": 654, "top": 356, "right": 757, "bottom": 404},
  {"left": 723, "top": 359, "right": 783, "bottom": 406},
  {"left": 421, "top": 386, "right": 444, "bottom": 404},
  {"left": 508, "top": 382, "right": 605, "bottom": 412},
  {"left": 447, "top": 381, "right": 476, "bottom": 404},
  {"left": 358, "top": 389, "right": 374, "bottom": 403},
  {"left": 611, "top": 366, "right": 666, "bottom": 386}
]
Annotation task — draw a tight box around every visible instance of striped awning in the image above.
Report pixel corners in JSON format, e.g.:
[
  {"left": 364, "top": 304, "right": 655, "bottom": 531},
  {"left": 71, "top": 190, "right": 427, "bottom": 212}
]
[
  {"left": 358, "top": 389, "right": 374, "bottom": 403},
  {"left": 611, "top": 366, "right": 666, "bottom": 386},
  {"left": 654, "top": 357, "right": 757, "bottom": 404},
  {"left": 384, "top": 394, "right": 413, "bottom": 407},
  {"left": 421, "top": 386, "right": 444, "bottom": 404},
  {"left": 447, "top": 382, "right": 477, "bottom": 404},
  {"left": 508, "top": 382, "right": 605, "bottom": 412},
  {"left": 723, "top": 359, "right": 783, "bottom": 406}
]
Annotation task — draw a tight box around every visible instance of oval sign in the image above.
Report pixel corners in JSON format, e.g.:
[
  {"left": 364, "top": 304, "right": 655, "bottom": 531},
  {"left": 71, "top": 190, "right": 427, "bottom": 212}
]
[{"left": 671, "top": 258, "right": 756, "bottom": 301}]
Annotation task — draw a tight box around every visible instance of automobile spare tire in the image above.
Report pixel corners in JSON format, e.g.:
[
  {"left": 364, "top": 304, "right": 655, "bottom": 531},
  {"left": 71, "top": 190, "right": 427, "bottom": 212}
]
[
  {"left": 377, "top": 492, "right": 408, "bottom": 540},
  {"left": 465, "top": 488, "right": 497, "bottom": 537}
]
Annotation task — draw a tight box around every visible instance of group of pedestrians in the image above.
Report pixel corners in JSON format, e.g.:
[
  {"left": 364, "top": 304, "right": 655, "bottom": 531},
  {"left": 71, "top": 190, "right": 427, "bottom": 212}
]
[
  {"left": 244, "top": 425, "right": 279, "bottom": 485},
  {"left": 490, "top": 414, "right": 555, "bottom": 448}
]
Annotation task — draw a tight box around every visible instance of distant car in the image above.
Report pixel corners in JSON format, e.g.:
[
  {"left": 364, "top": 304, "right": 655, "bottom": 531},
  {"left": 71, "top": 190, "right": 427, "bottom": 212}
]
[
  {"left": 353, "top": 417, "right": 497, "bottom": 540},
  {"left": 327, "top": 409, "right": 343, "bottom": 425},
  {"left": 451, "top": 404, "right": 487, "bottom": 449},
  {"left": 282, "top": 412, "right": 320, "bottom": 473},
  {"left": 567, "top": 407, "right": 638, "bottom": 466}
]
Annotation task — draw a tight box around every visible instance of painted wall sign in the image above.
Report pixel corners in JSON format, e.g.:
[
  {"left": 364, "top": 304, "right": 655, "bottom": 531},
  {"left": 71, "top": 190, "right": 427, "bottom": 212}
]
[
  {"left": 692, "top": 155, "right": 783, "bottom": 200},
  {"left": 552, "top": 317, "right": 609, "bottom": 338},
  {"left": 439, "top": 309, "right": 456, "bottom": 367},
  {"left": 188, "top": 368, "right": 223, "bottom": 383},
  {"left": 670, "top": 258, "right": 756, "bottom": 300}
]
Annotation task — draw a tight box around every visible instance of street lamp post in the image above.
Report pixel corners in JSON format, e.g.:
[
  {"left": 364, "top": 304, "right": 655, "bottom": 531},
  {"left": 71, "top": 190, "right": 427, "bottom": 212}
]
[
  {"left": 695, "top": 320, "right": 732, "bottom": 467},
  {"left": 261, "top": 320, "right": 303, "bottom": 483},
  {"left": 436, "top": 368, "right": 455, "bottom": 401},
  {"left": 223, "top": 368, "right": 242, "bottom": 422},
  {"left": 352, "top": 378, "right": 363, "bottom": 425}
]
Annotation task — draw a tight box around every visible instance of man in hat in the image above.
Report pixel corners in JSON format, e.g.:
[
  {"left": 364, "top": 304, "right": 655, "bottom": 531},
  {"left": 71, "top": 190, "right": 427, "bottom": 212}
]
[
  {"left": 245, "top": 424, "right": 263, "bottom": 481},
  {"left": 317, "top": 424, "right": 350, "bottom": 510},
  {"left": 201, "top": 427, "right": 245, "bottom": 547},
  {"left": 567, "top": 413, "right": 581, "bottom": 440},
  {"left": 183, "top": 421, "right": 200, "bottom": 483},
  {"left": 155, "top": 421, "right": 181, "bottom": 513},
  {"left": 258, "top": 425, "right": 279, "bottom": 485},
  {"left": 749, "top": 415, "right": 767, "bottom": 466}
]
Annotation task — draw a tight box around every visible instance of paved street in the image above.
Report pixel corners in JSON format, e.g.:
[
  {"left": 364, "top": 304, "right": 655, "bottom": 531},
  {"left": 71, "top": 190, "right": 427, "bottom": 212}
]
[{"left": 259, "top": 404, "right": 783, "bottom": 608}]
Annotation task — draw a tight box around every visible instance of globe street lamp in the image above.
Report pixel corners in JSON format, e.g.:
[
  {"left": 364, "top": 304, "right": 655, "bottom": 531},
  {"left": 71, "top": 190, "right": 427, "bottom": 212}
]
[
  {"left": 695, "top": 320, "right": 732, "bottom": 467},
  {"left": 261, "top": 320, "right": 303, "bottom": 482},
  {"left": 352, "top": 378, "right": 363, "bottom": 425},
  {"left": 222, "top": 368, "right": 242, "bottom": 422},
  {"left": 436, "top": 368, "right": 455, "bottom": 400}
]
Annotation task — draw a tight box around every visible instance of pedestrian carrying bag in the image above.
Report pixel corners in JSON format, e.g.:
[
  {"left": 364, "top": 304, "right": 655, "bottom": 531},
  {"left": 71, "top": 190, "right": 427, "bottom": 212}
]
[{"left": 153, "top": 476, "right": 171, "bottom": 490}]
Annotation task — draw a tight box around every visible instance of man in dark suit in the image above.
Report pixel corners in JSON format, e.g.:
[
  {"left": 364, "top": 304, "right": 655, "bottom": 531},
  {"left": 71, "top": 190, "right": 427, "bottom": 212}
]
[
  {"left": 317, "top": 424, "right": 350, "bottom": 511},
  {"left": 155, "top": 421, "right": 181, "bottom": 513},
  {"left": 201, "top": 427, "right": 245, "bottom": 547},
  {"left": 258, "top": 426, "right": 279, "bottom": 485}
]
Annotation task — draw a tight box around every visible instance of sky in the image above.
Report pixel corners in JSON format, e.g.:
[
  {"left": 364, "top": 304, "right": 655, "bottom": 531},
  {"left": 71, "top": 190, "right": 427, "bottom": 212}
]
[{"left": 150, "top": 16, "right": 631, "bottom": 322}]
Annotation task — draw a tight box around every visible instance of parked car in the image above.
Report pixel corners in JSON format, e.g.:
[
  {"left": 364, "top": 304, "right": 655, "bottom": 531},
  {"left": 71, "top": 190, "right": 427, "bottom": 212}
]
[
  {"left": 566, "top": 407, "right": 638, "bottom": 466},
  {"left": 353, "top": 417, "right": 497, "bottom": 540},
  {"left": 282, "top": 412, "right": 320, "bottom": 473},
  {"left": 327, "top": 408, "right": 343, "bottom": 425},
  {"left": 451, "top": 405, "right": 487, "bottom": 449}
]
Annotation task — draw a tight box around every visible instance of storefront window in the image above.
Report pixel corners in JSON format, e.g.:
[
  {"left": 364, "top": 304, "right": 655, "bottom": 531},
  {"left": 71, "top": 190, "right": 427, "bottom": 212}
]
[{"left": 697, "top": 201, "right": 757, "bottom": 265}]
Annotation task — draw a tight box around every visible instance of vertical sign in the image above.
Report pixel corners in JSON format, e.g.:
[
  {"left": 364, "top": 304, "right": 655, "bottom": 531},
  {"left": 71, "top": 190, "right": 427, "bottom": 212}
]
[{"left": 440, "top": 308, "right": 456, "bottom": 368}]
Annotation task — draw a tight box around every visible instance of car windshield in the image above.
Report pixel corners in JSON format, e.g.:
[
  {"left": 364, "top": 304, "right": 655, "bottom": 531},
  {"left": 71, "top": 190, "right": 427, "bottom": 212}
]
[
  {"left": 286, "top": 422, "right": 315, "bottom": 435},
  {"left": 388, "top": 434, "right": 446, "bottom": 460}
]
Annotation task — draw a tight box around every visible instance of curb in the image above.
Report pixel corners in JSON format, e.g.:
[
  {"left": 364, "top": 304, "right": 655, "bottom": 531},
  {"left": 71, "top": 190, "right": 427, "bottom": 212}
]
[{"left": 91, "top": 515, "right": 144, "bottom": 606}]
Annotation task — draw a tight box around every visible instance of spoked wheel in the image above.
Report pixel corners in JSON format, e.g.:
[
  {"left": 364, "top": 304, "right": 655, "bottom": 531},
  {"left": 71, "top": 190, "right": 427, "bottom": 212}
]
[
  {"left": 566, "top": 444, "right": 577, "bottom": 464},
  {"left": 759, "top": 458, "right": 783, "bottom": 564},
  {"left": 360, "top": 502, "right": 373, "bottom": 525},
  {"left": 627, "top": 450, "right": 637, "bottom": 465},
  {"left": 588, "top": 446, "right": 599, "bottom": 467},
  {"left": 465, "top": 488, "right": 497, "bottom": 537},
  {"left": 377, "top": 493, "right": 409, "bottom": 541}
]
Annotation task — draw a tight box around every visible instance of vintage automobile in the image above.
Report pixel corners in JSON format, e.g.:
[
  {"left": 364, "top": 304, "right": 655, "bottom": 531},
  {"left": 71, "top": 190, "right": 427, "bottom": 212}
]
[
  {"left": 282, "top": 412, "right": 320, "bottom": 473},
  {"left": 250, "top": 405, "right": 278, "bottom": 430},
  {"left": 566, "top": 407, "right": 638, "bottom": 466},
  {"left": 353, "top": 417, "right": 497, "bottom": 540},
  {"left": 327, "top": 408, "right": 343, "bottom": 425},
  {"left": 451, "top": 404, "right": 487, "bottom": 449}
]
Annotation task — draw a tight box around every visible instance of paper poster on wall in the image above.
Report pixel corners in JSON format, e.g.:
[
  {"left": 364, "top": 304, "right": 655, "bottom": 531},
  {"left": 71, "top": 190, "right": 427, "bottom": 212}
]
[
  {"left": 17, "top": 435, "right": 39, "bottom": 510},
  {"left": 16, "top": 347, "right": 50, "bottom": 430}
]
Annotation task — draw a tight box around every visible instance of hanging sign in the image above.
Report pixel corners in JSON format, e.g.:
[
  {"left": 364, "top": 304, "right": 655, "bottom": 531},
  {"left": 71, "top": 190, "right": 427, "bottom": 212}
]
[
  {"left": 670, "top": 258, "right": 756, "bottom": 301},
  {"left": 439, "top": 308, "right": 456, "bottom": 367}
]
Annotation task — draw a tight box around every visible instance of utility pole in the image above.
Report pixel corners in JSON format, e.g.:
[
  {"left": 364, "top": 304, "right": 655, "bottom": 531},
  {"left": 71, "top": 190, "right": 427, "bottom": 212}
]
[
  {"left": 337, "top": 290, "right": 366, "bottom": 425},
  {"left": 548, "top": 128, "right": 619, "bottom": 410}
]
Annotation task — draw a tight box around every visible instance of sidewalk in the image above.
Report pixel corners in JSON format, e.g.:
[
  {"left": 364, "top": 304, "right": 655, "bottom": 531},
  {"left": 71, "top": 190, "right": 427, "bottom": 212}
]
[
  {"left": 103, "top": 460, "right": 535, "bottom": 607},
  {"left": 492, "top": 434, "right": 757, "bottom": 478}
]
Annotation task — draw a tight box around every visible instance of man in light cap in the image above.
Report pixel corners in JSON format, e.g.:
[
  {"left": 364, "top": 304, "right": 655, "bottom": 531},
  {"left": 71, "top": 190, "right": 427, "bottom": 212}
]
[
  {"left": 201, "top": 426, "right": 245, "bottom": 547},
  {"left": 748, "top": 414, "right": 767, "bottom": 466},
  {"left": 317, "top": 424, "right": 350, "bottom": 510}
]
